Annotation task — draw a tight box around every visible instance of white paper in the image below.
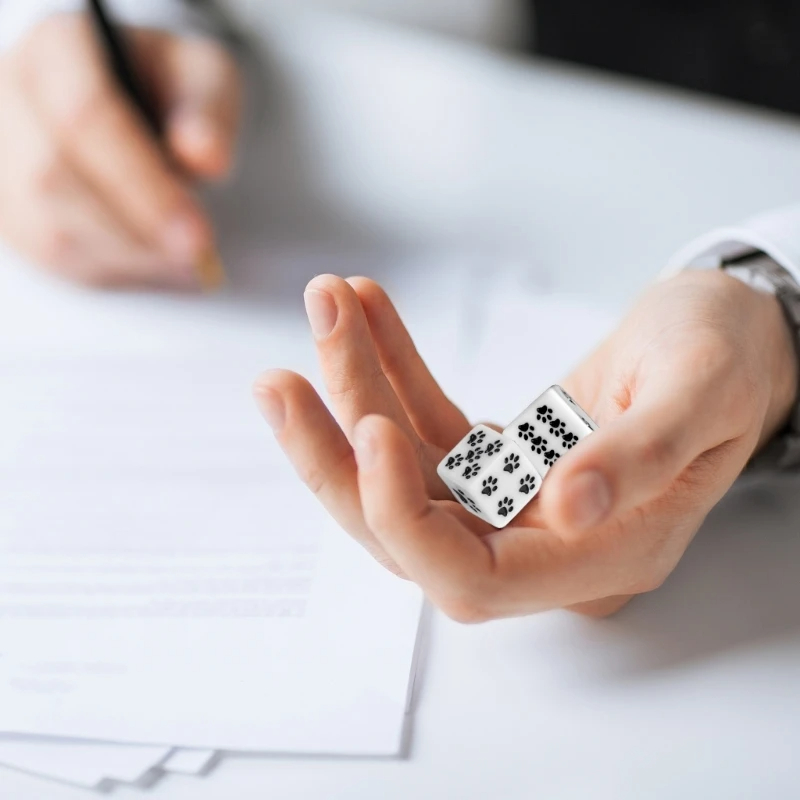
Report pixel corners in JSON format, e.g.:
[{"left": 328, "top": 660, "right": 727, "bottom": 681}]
[
  {"left": 0, "top": 742, "right": 214, "bottom": 789},
  {"left": 0, "top": 238, "right": 484, "bottom": 775},
  {"left": 0, "top": 739, "right": 170, "bottom": 789},
  {"left": 161, "top": 748, "right": 217, "bottom": 775},
  {"left": 0, "top": 356, "right": 423, "bottom": 753}
]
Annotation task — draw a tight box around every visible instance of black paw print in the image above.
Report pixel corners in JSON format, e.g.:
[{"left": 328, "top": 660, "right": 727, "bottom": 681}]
[
  {"left": 549, "top": 418, "right": 566, "bottom": 438},
  {"left": 445, "top": 454, "right": 464, "bottom": 470},
  {"left": 454, "top": 488, "right": 480, "bottom": 514},
  {"left": 518, "top": 474, "right": 538, "bottom": 495},
  {"left": 484, "top": 439, "right": 504, "bottom": 457},
  {"left": 497, "top": 497, "right": 514, "bottom": 518},
  {"left": 503, "top": 453, "right": 521, "bottom": 474},
  {"left": 529, "top": 435, "right": 550, "bottom": 455},
  {"left": 481, "top": 476, "right": 498, "bottom": 496},
  {"left": 462, "top": 463, "right": 481, "bottom": 480},
  {"left": 536, "top": 405, "right": 553, "bottom": 423},
  {"left": 467, "top": 430, "right": 487, "bottom": 448},
  {"left": 561, "top": 431, "right": 578, "bottom": 450},
  {"left": 543, "top": 450, "right": 560, "bottom": 468},
  {"left": 465, "top": 448, "right": 484, "bottom": 464},
  {"left": 517, "top": 422, "right": 536, "bottom": 442}
]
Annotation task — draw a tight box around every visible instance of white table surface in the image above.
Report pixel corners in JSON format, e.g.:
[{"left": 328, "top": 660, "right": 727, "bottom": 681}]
[{"left": 5, "top": 9, "right": 800, "bottom": 798}]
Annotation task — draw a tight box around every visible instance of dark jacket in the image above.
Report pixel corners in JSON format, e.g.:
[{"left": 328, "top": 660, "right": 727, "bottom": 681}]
[{"left": 532, "top": 1, "right": 800, "bottom": 114}]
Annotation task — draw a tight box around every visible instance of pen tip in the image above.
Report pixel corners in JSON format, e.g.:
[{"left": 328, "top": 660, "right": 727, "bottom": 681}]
[{"left": 196, "top": 249, "right": 227, "bottom": 292}]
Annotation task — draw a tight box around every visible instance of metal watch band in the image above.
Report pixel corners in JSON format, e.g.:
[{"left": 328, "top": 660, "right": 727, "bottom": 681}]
[{"left": 722, "top": 251, "right": 800, "bottom": 471}]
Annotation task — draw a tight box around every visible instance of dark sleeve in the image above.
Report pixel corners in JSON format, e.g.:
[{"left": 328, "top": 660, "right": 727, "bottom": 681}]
[{"left": 530, "top": 0, "right": 800, "bottom": 115}]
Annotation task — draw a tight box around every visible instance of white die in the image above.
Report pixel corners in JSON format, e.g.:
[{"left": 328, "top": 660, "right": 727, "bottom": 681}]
[
  {"left": 504, "top": 385, "right": 598, "bottom": 477},
  {"left": 437, "top": 424, "right": 542, "bottom": 528}
]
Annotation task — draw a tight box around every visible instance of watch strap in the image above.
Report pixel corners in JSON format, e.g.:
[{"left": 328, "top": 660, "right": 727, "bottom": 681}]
[{"left": 722, "top": 251, "right": 800, "bottom": 471}]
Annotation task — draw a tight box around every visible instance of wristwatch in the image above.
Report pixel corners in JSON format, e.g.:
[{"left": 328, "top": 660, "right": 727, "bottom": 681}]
[{"left": 722, "top": 250, "right": 800, "bottom": 470}]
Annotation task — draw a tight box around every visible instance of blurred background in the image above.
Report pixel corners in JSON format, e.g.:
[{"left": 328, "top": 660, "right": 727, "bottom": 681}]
[{"left": 198, "top": 0, "right": 800, "bottom": 311}]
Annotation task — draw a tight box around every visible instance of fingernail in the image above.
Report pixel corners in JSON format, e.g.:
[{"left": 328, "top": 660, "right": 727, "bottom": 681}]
[
  {"left": 256, "top": 387, "right": 285, "bottom": 432},
  {"left": 353, "top": 426, "right": 377, "bottom": 471},
  {"left": 304, "top": 289, "right": 337, "bottom": 339},
  {"left": 566, "top": 471, "right": 612, "bottom": 530},
  {"left": 162, "top": 212, "right": 205, "bottom": 262}
]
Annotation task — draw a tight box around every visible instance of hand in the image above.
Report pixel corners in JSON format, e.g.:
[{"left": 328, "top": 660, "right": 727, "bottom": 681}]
[
  {"left": 255, "top": 270, "right": 798, "bottom": 621},
  {"left": 0, "top": 14, "right": 241, "bottom": 289}
]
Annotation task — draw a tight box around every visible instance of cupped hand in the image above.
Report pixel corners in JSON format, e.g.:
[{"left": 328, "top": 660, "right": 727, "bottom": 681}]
[
  {"left": 255, "top": 270, "right": 797, "bottom": 621},
  {"left": 0, "top": 13, "right": 241, "bottom": 288}
]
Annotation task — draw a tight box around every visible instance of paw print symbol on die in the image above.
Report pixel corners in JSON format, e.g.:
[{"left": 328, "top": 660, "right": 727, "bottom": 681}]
[
  {"left": 561, "top": 431, "right": 578, "bottom": 450},
  {"left": 445, "top": 453, "right": 464, "bottom": 470},
  {"left": 497, "top": 497, "right": 515, "bottom": 518},
  {"left": 518, "top": 474, "right": 538, "bottom": 495},
  {"left": 517, "top": 422, "right": 536, "bottom": 442},
  {"left": 481, "top": 476, "right": 499, "bottom": 496},
  {"left": 484, "top": 439, "right": 504, "bottom": 457},
  {"left": 536, "top": 406, "right": 553, "bottom": 423},
  {"left": 462, "top": 462, "right": 482, "bottom": 480},
  {"left": 543, "top": 450, "right": 559, "bottom": 468},
  {"left": 467, "top": 430, "right": 487, "bottom": 448},
  {"left": 548, "top": 418, "right": 566, "bottom": 438},
  {"left": 464, "top": 448, "right": 484, "bottom": 464},
  {"left": 530, "top": 436, "right": 549, "bottom": 455},
  {"left": 503, "top": 454, "right": 521, "bottom": 473}
]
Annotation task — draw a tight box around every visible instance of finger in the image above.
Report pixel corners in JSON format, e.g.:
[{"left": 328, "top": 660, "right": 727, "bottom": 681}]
[
  {"left": 56, "top": 172, "right": 200, "bottom": 289},
  {"left": 142, "top": 32, "right": 242, "bottom": 179},
  {"left": 253, "top": 370, "right": 404, "bottom": 575},
  {"left": 353, "top": 414, "right": 496, "bottom": 620},
  {"left": 347, "top": 276, "right": 471, "bottom": 449},
  {"left": 304, "top": 275, "right": 451, "bottom": 498},
  {"left": 541, "top": 352, "right": 748, "bottom": 535},
  {"left": 23, "top": 17, "right": 211, "bottom": 265}
]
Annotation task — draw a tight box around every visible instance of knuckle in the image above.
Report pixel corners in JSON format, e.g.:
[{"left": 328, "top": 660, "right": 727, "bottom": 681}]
[
  {"left": 297, "top": 449, "right": 353, "bottom": 498},
  {"left": 635, "top": 432, "right": 676, "bottom": 471},
  {"left": 327, "top": 363, "right": 387, "bottom": 402}
]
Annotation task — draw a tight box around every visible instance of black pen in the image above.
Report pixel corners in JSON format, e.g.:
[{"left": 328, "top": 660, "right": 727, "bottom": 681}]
[{"left": 86, "top": 0, "right": 226, "bottom": 290}]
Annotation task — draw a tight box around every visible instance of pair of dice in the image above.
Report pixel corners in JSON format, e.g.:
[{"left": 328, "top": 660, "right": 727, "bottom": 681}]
[{"left": 437, "top": 386, "right": 598, "bottom": 528}]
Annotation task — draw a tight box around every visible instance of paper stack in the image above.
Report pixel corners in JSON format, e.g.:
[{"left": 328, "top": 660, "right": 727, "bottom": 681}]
[{"left": 0, "top": 247, "right": 448, "bottom": 792}]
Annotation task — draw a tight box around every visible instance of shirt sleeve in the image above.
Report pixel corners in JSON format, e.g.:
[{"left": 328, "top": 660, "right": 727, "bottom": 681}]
[
  {"left": 0, "top": 0, "right": 218, "bottom": 53},
  {"left": 661, "top": 204, "right": 800, "bottom": 286}
]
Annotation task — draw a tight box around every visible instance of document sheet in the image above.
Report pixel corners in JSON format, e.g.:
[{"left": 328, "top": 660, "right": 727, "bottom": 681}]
[{"left": 0, "top": 356, "right": 424, "bottom": 752}]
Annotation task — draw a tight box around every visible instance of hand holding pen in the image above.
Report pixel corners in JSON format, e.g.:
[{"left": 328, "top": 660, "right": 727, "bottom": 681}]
[{"left": 0, "top": 8, "right": 241, "bottom": 289}]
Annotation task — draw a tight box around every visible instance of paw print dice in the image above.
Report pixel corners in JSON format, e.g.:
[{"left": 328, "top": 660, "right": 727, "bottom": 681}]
[
  {"left": 437, "top": 424, "right": 542, "bottom": 528},
  {"left": 504, "top": 385, "right": 598, "bottom": 477}
]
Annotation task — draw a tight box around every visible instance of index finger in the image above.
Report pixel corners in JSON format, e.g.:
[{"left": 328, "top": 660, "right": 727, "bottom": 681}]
[{"left": 23, "top": 16, "right": 210, "bottom": 263}]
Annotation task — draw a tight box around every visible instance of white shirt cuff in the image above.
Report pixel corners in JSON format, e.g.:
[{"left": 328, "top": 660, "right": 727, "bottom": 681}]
[{"left": 662, "top": 204, "right": 800, "bottom": 286}]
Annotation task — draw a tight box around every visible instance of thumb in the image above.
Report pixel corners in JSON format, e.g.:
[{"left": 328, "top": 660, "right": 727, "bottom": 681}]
[
  {"left": 159, "top": 36, "right": 242, "bottom": 179},
  {"left": 540, "top": 365, "right": 750, "bottom": 536}
]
